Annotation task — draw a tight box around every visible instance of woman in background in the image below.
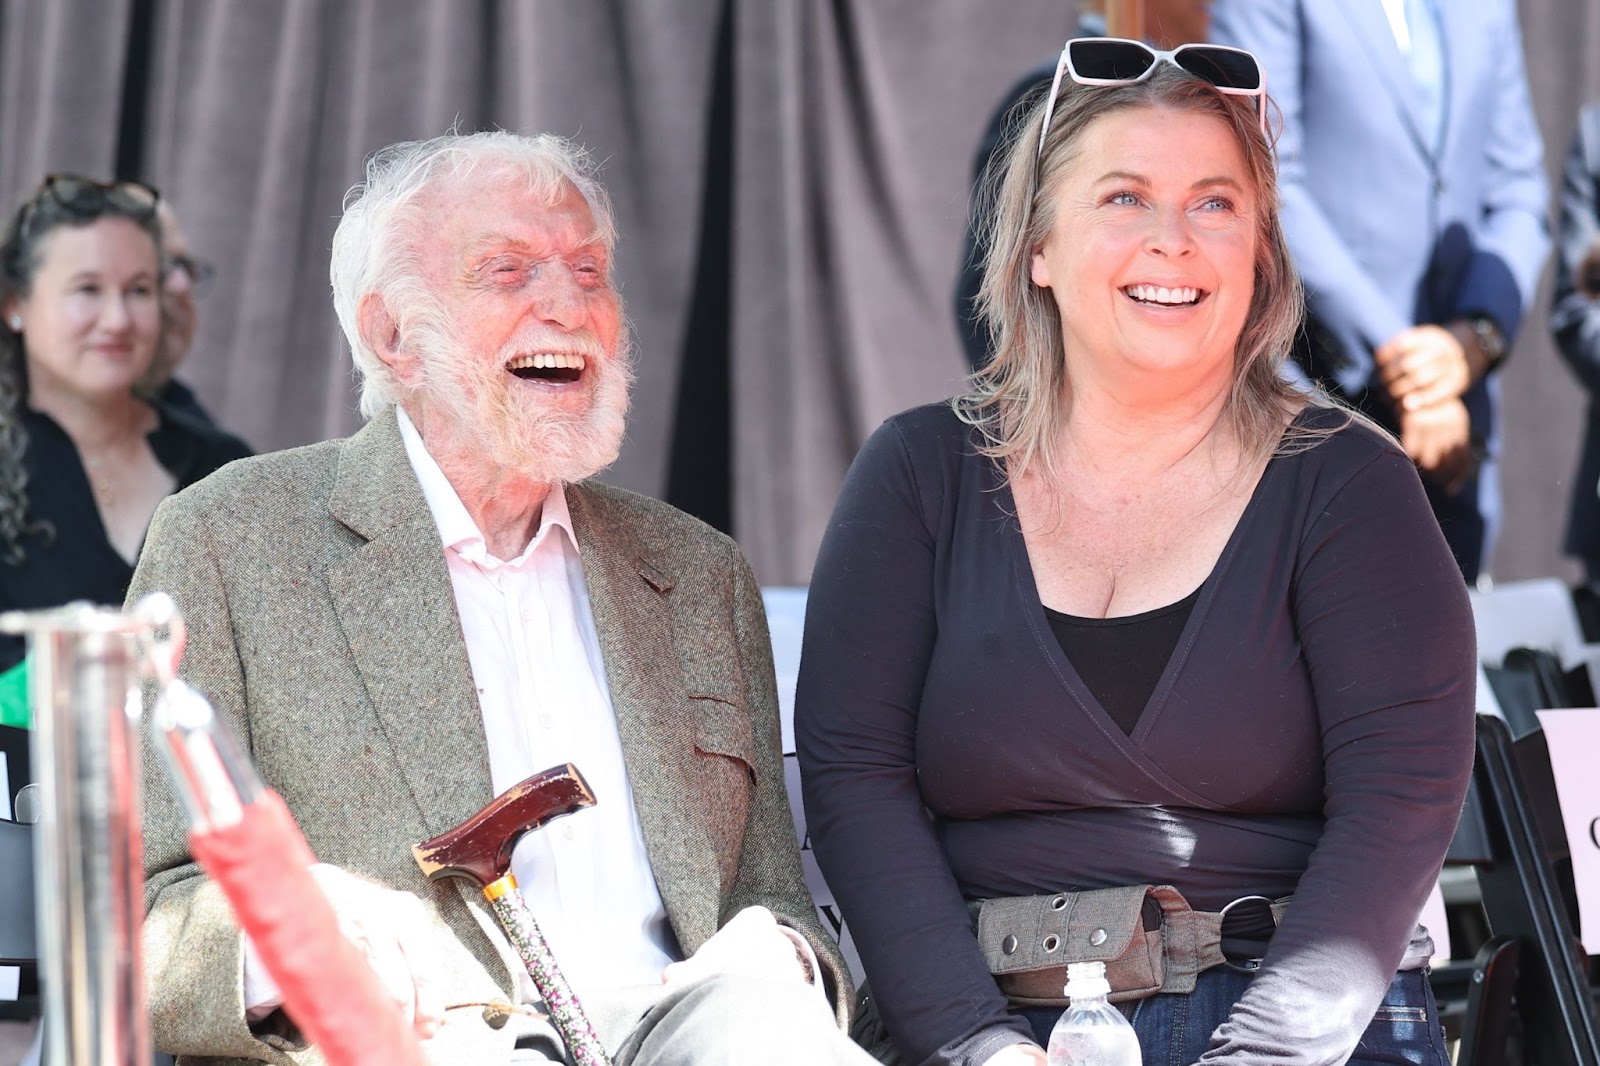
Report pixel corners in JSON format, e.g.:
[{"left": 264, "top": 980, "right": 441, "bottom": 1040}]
[{"left": 0, "top": 175, "right": 250, "bottom": 669}]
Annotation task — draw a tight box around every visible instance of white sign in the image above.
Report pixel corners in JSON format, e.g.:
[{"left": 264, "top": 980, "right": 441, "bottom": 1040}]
[
  {"left": 0, "top": 965, "right": 16, "bottom": 1001},
  {"left": 0, "top": 752, "right": 9, "bottom": 822},
  {"left": 1535, "top": 709, "right": 1600, "bottom": 954}
]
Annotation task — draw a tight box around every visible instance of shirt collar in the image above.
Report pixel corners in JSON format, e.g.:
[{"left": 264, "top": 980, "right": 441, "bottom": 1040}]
[{"left": 394, "top": 406, "right": 578, "bottom": 568}]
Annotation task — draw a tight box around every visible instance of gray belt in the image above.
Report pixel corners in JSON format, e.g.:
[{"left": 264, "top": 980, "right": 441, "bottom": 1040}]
[{"left": 971, "top": 885, "right": 1433, "bottom": 1006}]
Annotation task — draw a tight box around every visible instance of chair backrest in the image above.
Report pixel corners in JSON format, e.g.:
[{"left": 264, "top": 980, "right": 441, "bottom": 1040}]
[
  {"left": 1469, "top": 579, "right": 1589, "bottom": 668},
  {"left": 762, "top": 587, "right": 866, "bottom": 984},
  {"left": 1475, "top": 662, "right": 1504, "bottom": 720},
  {"left": 0, "top": 820, "right": 34, "bottom": 965}
]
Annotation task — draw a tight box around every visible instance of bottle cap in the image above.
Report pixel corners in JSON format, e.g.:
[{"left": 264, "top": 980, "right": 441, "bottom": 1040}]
[{"left": 1063, "top": 960, "right": 1112, "bottom": 1001}]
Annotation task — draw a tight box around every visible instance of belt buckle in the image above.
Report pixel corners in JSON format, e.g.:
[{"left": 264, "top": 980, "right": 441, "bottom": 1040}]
[{"left": 1218, "top": 894, "right": 1275, "bottom": 974}]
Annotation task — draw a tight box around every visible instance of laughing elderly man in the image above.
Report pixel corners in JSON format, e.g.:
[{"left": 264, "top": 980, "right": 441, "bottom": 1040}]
[{"left": 129, "top": 131, "right": 870, "bottom": 1066}]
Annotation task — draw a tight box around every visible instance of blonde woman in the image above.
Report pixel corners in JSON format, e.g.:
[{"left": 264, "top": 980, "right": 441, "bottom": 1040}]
[{"left": 797, "top": 42, "right": 1472, "bottom": 1066}]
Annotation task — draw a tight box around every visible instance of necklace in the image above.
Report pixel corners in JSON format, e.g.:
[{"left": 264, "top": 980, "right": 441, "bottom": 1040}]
[{"left": 79, "top": 449, "right": 125, "bottom": 511}]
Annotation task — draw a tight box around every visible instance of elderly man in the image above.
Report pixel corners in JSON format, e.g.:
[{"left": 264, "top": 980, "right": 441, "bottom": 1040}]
[{"left": 130, "top": 131, "right": 870, "bottom": 1066}]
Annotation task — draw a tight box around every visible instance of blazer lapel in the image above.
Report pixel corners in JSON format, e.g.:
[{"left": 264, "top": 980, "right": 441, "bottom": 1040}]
[
  {"left": 323, "top": 410, "right": 495, "bottom": 839},
  {"left": 567, "top": 486, "right": 721, "bottom": 950},
  {"left": 1336, "top": 1, "right": 1434, "bottom": 159}
]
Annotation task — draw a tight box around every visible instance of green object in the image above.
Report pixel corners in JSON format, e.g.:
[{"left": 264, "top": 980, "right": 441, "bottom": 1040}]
[{"left": 0, "top": 658, "right": 28, "bottom": 729}]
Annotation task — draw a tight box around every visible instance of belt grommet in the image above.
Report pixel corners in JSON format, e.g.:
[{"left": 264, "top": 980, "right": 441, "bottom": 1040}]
[
  {"left": 1001, "top": 934, "right": 1018, "bottom": 954},
  {"left": 1042, "top": 934, "right": 1060, "bottom": 953},
  {"left": 1089, "top": 928, "right": 1108, "bottom": 947},
  {"left": 1049, "top": 895, "right": 1068, "bottom": 910}
]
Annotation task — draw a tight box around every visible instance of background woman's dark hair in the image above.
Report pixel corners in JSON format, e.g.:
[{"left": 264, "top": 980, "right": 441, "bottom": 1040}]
[{"left": 0, "top": 178, "right": 164, "bottom": 562}]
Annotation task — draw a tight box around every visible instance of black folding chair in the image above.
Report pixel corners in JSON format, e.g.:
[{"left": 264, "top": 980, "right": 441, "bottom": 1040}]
[{"left": 1464, "top": 714, "right": 1600, "bottom": 1066}]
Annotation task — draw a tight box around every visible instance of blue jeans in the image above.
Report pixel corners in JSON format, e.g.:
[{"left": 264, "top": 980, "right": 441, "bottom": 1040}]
[{"left": 1018, "top": 967, "right": 1448, "bottom": 1066}]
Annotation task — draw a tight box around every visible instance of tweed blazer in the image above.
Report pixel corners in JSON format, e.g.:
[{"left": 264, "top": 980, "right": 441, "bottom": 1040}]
[{"left": 128, "top": 409, "right": 850, "bottom": 1065}]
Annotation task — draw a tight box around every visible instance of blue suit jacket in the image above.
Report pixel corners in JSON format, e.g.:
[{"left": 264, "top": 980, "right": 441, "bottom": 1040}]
[
  {"left": 1211, "top": 0, "right": 1548, "bottom": 397},
  {"left": 1210, "top": 0, "right": 1548, "bottom": 578}
]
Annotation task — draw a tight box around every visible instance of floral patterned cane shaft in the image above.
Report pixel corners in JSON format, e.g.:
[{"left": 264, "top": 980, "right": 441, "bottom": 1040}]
[{"left": 490, "top": 891, "right": 613, "bottom": 1066}]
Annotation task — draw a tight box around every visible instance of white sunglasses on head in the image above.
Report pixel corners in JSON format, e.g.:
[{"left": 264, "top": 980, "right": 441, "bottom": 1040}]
[{"left": 1037, "top": 37, "right": 1269, "bottom": 158}]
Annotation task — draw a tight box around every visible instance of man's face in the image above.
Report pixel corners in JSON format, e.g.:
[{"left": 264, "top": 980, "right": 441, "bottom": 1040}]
[
  {"left": 403, "top": 173, "right": 630, "bottom": 485},
  {"left": 157, "top": 201, "right": 198, "bottom": 369}
]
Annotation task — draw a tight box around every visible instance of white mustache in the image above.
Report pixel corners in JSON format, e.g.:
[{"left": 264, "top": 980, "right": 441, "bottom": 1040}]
[{"left": 497, "top": 333, "right": 608, "bottom": 363}]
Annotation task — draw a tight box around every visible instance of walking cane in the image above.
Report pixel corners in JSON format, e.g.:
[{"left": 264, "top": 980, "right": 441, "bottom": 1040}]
[{"left": 413, "top": 766, "right": 612, "bottom": 1066}]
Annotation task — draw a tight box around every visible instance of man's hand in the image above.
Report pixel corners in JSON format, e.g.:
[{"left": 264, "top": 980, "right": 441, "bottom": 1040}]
[
  {"left": 246, "top": 864, "right": 447, "bottom": 1040},
  {"left": 1398, "top": 397, "right": 1475, "bottom": 495},
  {"left": 1375, "top": 325, "right": 1471, "bottom": 410},
  {"left": 659, "top": 906, "right": 810, "bottom": 991},
  {"left": 981, "top": 1044, "right": 1048, "bottom": 1065}
]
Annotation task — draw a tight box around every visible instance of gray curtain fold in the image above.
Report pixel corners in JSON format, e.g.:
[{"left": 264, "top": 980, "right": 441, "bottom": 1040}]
[
  {"left": 1, "top": 0, "right": 1597, "bottom": 585},
  {"left": 0, "top": 0, "right": 128, "bottom": 193},
  {"left": 732, "top": 0, "right": 1076, "bottom": 582}
]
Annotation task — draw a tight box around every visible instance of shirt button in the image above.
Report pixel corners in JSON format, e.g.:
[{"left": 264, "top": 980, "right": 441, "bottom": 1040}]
[
  {"left": 562, "top": 825, "right": 576, "bottom": 842},
  {"left": 540, "top": 713, "right": 556, "bottom": 730}
]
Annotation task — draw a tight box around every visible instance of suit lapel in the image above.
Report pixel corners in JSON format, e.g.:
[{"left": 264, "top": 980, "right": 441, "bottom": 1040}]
[
  {"left": 1435, "top": 2, "right": 1469, "bottom": 162},
  {"left": 568, "top": 486, "right": 721, "bottom": 950},
  {"left": 1337, "top": 0, "right": 1434, "bottom": 159},
  {"left": 323, "top": 410, "right": 495, "bottom": 839}
]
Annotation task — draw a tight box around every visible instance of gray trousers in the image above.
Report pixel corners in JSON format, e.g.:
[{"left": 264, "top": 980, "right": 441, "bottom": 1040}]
[{"left": 508, "top": 975, "right": 876, "bottom": 1066}]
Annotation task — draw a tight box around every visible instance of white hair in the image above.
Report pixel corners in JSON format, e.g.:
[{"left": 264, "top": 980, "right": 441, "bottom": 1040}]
[{"left": 330, "top": 130, "right": 618, "bottom": 418}]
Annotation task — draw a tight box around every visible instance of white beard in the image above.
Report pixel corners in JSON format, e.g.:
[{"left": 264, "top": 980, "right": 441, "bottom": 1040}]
[{"left": 406, "top": 309, "right": 633, "bottom": 487}]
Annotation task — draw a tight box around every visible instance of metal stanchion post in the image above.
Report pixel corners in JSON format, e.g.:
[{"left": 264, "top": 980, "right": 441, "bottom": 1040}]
[{"left": 0, "top": 602, "right": 157, "bottom": 1066}]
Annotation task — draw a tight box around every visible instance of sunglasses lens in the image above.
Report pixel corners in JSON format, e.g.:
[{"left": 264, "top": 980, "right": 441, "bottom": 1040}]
[
  {"left": 109, "top": 182, "right": 159, "bottom": 216},
  {"left": 1067, "top": 39, "right": 1157, "bottom": 81},
  {"left": 47, "top": 177, "right": 97, "bottom": 210},
  {"left": 42, "top": 176, "right": 158, "bottom": 221},
  {"left": 1174, "top": 47, "right": 1262, "bottom": 92}
]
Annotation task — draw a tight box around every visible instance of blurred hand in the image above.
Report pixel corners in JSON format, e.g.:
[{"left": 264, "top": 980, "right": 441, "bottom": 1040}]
[
  {"left": 1399, "top": 397, "right": 1474, "bottom": 495},
  {"left": 1578, "top": 239, "right": 1600, "bottom": 298},
  {"left": 1375, "top": 325, "right": 1470, "bottom": 410},
  {"left": 660, "top": 905, "right": 809, "bottom": 991},
  {"left": 981, "top": 1044, "right": 1049, "bottom": 1066},
  {"left": 302, "top": 863, "right": 446, "bottom": 1040}
]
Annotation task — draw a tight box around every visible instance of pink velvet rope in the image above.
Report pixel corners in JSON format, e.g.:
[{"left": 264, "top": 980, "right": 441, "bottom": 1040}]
[{"left": 186, "top": 790, "right": 428, "bottom": 1066}]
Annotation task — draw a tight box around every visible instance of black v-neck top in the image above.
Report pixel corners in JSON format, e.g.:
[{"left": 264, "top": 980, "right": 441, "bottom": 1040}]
[
  {"left": 1046, "top": 586, "right": 1203, "bottom": 735},
  {"left": 0, "top": 405, "right": 251, "bottom": 670},
  {"left": 795, "top": 402, "right": 1475, "bottom": 1066}
]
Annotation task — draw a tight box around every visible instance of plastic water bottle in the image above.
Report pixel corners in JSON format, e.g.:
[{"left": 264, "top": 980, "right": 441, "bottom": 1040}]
[{"left": 1046, "top": 961, "right": 1141, "bottom": 1066}]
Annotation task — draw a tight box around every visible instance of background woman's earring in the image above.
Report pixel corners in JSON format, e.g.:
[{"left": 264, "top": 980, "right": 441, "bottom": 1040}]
[{"left": 6, "top": 317, "right": 19, "bottom": 331}]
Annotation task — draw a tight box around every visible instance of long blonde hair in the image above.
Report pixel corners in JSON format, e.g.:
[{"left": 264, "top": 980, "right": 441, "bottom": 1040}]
[{"left": 955, "top": 64, "right": 1354, "bottom": 486}]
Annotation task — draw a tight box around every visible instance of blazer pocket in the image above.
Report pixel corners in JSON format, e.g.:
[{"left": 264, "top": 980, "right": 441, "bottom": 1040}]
[
  {"left": 690, "top": 693, "right": 756, "bottom": 780},
  {"left": 689, "top": 694, "right": 755, "bottom": 881}
]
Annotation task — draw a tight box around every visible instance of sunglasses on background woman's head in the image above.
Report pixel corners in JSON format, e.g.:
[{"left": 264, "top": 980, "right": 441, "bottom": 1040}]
[
  {"left": 40, "top": 175, "right": 160, "bottom": 217},
  {"left": 1037, "top": 37, "right": 1268, "bottom": 158},
  {"left": 16, "top": 174, "right": 161, "bottom": 238}
]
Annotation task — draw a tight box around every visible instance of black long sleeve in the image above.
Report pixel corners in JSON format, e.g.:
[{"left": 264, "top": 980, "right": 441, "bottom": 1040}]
[{"left": 796, "top": 403, "right": 1474, "bottom": 1066}]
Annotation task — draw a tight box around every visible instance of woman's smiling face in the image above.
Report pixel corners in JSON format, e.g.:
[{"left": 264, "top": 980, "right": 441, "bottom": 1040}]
[
  {"left": 1029, "top": 104, "right": 1259, "bottom": 396},
  {"left": 12, "top": 217, "right": 163, "bottom": 403}
]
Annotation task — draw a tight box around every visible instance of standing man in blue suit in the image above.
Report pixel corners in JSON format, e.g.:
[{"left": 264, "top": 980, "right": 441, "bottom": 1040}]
[{"left": 1210, "top": 0, "right": 1549, "bottom": 583}]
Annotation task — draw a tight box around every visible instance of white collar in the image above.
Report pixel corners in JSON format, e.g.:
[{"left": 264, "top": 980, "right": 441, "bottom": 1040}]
[{"left": 393, "top": 406, "right": 578, "bottom": 568}]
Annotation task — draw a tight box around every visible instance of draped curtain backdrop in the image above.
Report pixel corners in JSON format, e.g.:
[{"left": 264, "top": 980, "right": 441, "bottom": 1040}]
[{"left": 0, "top": 0, "right": 1594, "bottom": 584}]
